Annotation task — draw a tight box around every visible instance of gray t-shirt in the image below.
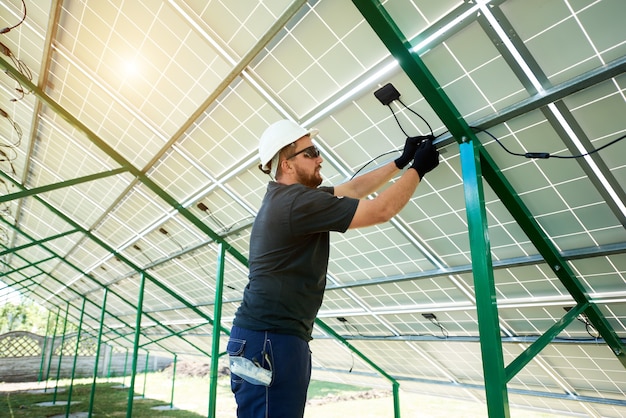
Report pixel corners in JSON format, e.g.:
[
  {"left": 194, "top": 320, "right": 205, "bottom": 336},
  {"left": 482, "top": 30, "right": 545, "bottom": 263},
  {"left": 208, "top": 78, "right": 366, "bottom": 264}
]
[{"left": 233, "top": 182, "right": 359, "bottom": 341}]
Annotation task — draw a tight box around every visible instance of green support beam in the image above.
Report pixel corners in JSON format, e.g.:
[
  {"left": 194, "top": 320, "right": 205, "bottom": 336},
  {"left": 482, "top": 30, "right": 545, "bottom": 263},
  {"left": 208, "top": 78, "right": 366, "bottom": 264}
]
[
  {"left": 459, "top": 138, "right": 510, "bottom": 417},
  {"left": 0, "top": 22, "right": 402, "bottom": 412},
  {"left": 315, "top": 318, "right": 401, "bottom": 418},
  {"left": 66, "top": 297, "right": 86, "bottom": 418},
  {"left": 44, "top": 307, "right": 61, "bottom": 390},
  {"left": 0, "top": 215, "right": 199, "bottom": 357},
  {"left": 52, "top": 302, "right": 70, "bottom": 404},
  {"left": 89, "top": 289, "right": 108, "bottom": 417},
  {"left": 127, "top": 272, "right": 146, "bottom": 418},
  {"left": 0, "top": 167, "right": 128, "bottom": 203},
  {"left": 0, "top": 54, "right": 248, "bottom": 268},
  {"left": 480, "top": 151, "right": 626, "bottom": 367},
  {"left": 38, "top": 310, "right": 52, "bottom": 382},
  {"left": 0, "top": 229, "right": 78, "bottom": 257},
  {"left": 353, "top": 1, "right": 626, "bottom": 416},
  {"left": 505, "top": 301, "right": 588, "bottom": 382},
  {"left": 208, "top": 243, "right": 226, "bottom": 418}
]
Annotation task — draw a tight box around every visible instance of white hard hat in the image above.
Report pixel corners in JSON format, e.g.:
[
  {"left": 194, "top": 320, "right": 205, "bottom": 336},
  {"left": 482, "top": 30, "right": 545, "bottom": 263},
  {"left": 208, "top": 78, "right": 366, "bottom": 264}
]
[{"left": 258, "top": 120, "right": 318, "bottom": 174}]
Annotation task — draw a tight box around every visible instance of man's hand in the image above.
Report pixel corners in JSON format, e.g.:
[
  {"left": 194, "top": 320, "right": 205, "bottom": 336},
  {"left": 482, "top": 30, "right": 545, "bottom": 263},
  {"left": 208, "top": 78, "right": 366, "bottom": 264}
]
[
  {"left": 410, "top": 137, "right": 439, "bottom": 179},
  {"left": 394, "top": 135, "right": 432, "bottom": 169}
]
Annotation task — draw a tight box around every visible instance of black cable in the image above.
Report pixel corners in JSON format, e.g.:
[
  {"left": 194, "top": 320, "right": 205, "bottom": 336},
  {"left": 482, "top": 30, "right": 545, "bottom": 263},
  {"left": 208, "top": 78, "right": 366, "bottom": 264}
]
[
  {"left": 398, "top": 98, "right": 434, "bottom": 137},
  {"left": 0, "top": 0, "right": 27, "bottom": 34},
  {"left": 388, "top": 105, "right": 409, "bottom": 137},
  {"left": 1, "top": 41, "right": 33, "bottom": 102},
  {"left": 0, "top": 107, "right": 23, "bottom": 148},
  {"left": 474, "top": 127, "right": 626, "bottom": 160},
  {"left": 349, "top": 149, "right": 399, "bottom": 180},
  {"left": 426, "top": 316, "right": 449, "bottom": 338}
]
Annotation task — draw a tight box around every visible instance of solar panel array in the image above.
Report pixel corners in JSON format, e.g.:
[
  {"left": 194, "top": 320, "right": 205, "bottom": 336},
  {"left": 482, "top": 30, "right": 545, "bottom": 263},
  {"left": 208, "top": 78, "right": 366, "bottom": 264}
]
[{"left": 0, "top": 0, "right": 624, "bottom": 415}]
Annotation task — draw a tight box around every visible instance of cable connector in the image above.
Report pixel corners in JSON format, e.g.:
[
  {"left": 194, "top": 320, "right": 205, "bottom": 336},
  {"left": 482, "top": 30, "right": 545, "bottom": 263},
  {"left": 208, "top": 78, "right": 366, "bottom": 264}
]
[
  {"left": 524, "top": 152, "right": 550, "bottom": 159},
  {"left": 0, "top": 42, "right": 10, "bottom": 56}
]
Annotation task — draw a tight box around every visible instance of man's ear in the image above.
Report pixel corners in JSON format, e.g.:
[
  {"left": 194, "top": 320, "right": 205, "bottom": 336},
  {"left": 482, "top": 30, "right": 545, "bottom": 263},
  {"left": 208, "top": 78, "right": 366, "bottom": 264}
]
[{"left": 280, "top": 157, "right": 293, "bottom": 174}]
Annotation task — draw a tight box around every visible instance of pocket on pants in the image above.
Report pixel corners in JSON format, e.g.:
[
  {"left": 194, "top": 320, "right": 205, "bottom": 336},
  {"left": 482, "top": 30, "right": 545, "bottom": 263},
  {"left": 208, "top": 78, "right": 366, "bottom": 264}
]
[
  {"left": 227, "top": 337, "right": 273, "bottom": 386},
  {"left": 227, "top": 338, "right": 246, "bottom": 384}
]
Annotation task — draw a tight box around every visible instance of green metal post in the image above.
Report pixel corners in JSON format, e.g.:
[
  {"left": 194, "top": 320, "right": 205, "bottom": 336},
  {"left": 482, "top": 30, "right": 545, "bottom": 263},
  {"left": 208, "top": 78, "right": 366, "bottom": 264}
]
[
  {"left": 38, "top": 310, "right": 52, "bottom": 382},
  {"left": 66, "top": 298, "right": 86, "bottom": 418},
  {"left": 88, "top": 288, "right": 108, "bottom": 417},
  {"left": 392, "top": 382, "right": 401, "bottom": 418},
  {"left": 107, "top": 347, "right": 113, "bottom": 381},
  {"left": 122, "top": 348, "right": 129, "bottom": 386},
  {"left": 169, "top": 354, "right": 178, "bottom": 409},
  {"left": 208, "top": 243, "right": 227, "bottom": 418},
  {"left": 506, "top": 302, "right": 588, "bottom": 381},
  {"left": 460, "top": 138, "right": 510, "bottom": 418},
  {"left": 53, "top": 302, "right": 70, "bottom": 404},
  {"left": 142, "top": 351, "right": 150, "bottom": 398},
  {"left": 44, "top": 307, "right": 61, "bottom": 391},
  {"left": 315, "top": 318, "right": 401, "bottom": 417},
  {"left": 127, "top": 272, "right": 146, "bottom": 418}
]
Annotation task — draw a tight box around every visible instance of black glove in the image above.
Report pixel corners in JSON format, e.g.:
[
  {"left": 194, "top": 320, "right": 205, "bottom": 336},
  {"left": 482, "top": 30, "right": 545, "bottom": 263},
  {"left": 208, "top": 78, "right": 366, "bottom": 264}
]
[
  {"left": 410, "top": 137, "right": 439, "bottom": 179},
  {"left": 394, "top": 135, "right": 432, "bottom": 169}
]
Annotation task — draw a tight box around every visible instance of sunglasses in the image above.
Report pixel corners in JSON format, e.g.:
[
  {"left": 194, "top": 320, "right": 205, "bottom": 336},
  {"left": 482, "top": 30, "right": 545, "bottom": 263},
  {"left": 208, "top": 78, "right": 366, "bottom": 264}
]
[{"left": 286, "top": 145, "right": 320, "bottom": 160}]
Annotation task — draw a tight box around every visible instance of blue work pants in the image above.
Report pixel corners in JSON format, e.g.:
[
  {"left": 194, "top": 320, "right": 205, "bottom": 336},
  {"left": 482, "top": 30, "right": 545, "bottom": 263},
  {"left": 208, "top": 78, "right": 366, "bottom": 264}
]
[{"left": 228, "top": 326, "right": 311, "bottom": 418}]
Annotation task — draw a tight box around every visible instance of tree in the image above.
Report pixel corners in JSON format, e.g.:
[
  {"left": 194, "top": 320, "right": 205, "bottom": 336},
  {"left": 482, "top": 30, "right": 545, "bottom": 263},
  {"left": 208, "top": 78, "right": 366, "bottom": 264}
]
[{"left": 0, "top": 300, "right": 53, "bottom": 334}]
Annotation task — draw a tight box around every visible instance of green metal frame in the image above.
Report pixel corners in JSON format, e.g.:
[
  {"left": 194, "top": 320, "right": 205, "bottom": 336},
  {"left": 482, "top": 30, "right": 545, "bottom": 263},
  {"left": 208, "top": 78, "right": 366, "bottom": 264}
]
[
  {"left": 89, "top": 289, "right": 108, "bottom": 417},
  {"left": 0, "top": 167, "right": 128, "bottom": 203},
  {"left": 459, "top": 138, "right": 510, "bottom": 417},
  {"left": 2, "top": 3, "right": 622, "bottom": 417},
  {"left": 353, "top": 0, "right": 626, "bottom": 416},
  {"left": 209, "top": 243, "right": 226, "bottom": 418},
  {"left": 66, "top": 297, "right": 86, "bottom": 417},
  {"left": 126, "top": 272, "right": 146, "bottom": 418},
  {"left": 52, "top": 302, "right": 70, "bottom": 404},
  {"left": 315, "top": 318, "right": 401, "bottom": 418},
  {"left": 0, "top": 43, "right": 399, "bottom": 417},
  {"left": 38, "top": 310, "right": 52, "bottom": 382},
  {"left": 44, "top": 307, "right": 61, "bottom": 389}
]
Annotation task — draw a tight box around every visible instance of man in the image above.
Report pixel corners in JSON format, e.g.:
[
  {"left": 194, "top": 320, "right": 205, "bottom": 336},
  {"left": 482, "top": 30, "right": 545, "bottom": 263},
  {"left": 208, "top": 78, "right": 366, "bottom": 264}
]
[{"left": 228, "top": 119, "right": 439, "bottom": 417}]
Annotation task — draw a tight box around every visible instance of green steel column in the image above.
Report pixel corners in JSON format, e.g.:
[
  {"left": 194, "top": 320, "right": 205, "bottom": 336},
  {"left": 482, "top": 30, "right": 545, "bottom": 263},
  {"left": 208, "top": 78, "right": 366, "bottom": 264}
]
[
  {"left": 89, "top": 288, "right": 108, "bottom": 417},
  {"left": 460, "top": 138, "right": 510, "bottom": 418},
  {"left": 169, "top": 354, "right": 178, "bottom": 409},
  {"left": 142, "top": 351, "right": 150, "bottom": 398},
  {"left": 38, "top": 310, "right": 52, "bottom": 382},
  {"left": 53, "top": 302, "right": 71, "bottom": 404},
  {"left": 107, "top": 347, "right": 113, "bottom": 381},
  {"left": 127, "top": 272, "right": 146, "bottom": 418},
  {"left": 208, "top": 243, "right": 227, "bottom": 418},
  {"left": 66, "top": 298, "right": 86, "bottom": 418},
  {"left": 392, "top": 381, "right": 401, "bottom": 418},
  {"left": 44, "top": 307, "right": 61, "bottom": 391},
  {"left": 122, "top": 348, "right": 129, "bottom": 386},
  {"left": 315, "top": 318, "right": 401, "bottom": 417}
]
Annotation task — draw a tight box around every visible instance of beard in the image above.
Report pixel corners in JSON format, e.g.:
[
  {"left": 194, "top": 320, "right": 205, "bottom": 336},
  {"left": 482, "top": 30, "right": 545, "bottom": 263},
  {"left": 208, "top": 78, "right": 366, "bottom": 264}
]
[{"left": 295, "top": 164, "right": 323, "bottom": 188}]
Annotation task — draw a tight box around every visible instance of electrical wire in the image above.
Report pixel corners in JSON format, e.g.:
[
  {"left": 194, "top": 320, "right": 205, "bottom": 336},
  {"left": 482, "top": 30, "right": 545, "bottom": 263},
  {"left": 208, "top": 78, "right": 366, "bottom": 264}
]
[
  {"left": 474, "top": 127, "right": 626, "bottom": 160},
  {"left": 398, "top": 98, "right": 434, "bottom": 137},
  {"left": 0, "top": 0, "right": 27, "bottom": 34},
  {"left": 1, "top": 41, "right": 33, "bottom": 102},
  {"left": 0, "top": 107, "right": 23, "bottom": 148},
  {"left": 426, "top": 316, "right": 449, "bottom": 338}
]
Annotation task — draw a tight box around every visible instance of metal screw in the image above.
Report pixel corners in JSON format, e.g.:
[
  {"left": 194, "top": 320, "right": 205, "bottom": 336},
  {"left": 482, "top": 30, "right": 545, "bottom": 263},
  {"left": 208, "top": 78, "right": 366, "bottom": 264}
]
[{"left": 554, "top": 265, "right": 561, "bottom": 271}]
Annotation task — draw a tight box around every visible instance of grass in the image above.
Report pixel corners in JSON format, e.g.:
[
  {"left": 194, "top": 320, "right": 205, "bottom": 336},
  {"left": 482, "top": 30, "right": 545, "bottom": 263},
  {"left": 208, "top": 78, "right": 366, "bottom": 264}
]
[
  {"left": 0, "top": 373, "right": 369, "bottom": 417},
  {"left": 2, "top": 380, "right": 205, "bottom": 417},
  {"left": 0, "top": 372, "right": 573, "bottom": 417}
]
